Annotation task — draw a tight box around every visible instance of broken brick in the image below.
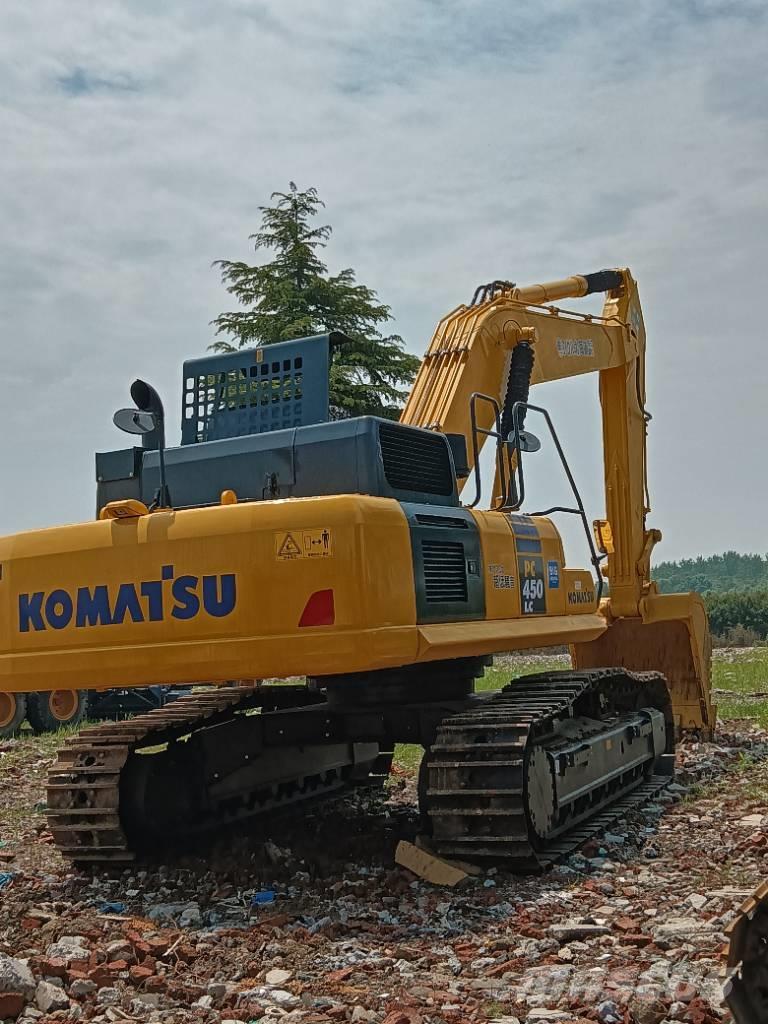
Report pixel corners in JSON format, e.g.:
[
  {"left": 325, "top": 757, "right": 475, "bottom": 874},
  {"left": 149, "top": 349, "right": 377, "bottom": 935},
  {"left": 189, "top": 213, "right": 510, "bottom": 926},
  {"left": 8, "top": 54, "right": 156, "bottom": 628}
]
[{"left": 0, "top": 992, "right": 25, "bottom": 1019}]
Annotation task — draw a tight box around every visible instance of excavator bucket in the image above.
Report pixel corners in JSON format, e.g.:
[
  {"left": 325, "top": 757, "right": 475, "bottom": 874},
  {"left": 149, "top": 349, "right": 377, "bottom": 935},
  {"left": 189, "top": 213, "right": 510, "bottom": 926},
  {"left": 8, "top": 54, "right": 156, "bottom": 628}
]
[
  {"left": 572, "top": 591, "right": 715, "bottom": 736},
  {"left": 723, "top": 880, "right": 768, "bottom": 1023}
]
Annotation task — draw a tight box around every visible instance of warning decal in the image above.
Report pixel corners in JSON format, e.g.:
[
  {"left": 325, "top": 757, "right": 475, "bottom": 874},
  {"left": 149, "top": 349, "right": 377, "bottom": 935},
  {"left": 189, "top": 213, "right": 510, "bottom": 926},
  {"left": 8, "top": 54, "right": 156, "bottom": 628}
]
[
  {"left": 302, "top": 528, "right": 333, "bottom": 558},
  {"left": 275, "top": 533, "right": 302, "bottom": 560},
  {"left": 275, "top": 528, "right": 334, "bottom": 561}
]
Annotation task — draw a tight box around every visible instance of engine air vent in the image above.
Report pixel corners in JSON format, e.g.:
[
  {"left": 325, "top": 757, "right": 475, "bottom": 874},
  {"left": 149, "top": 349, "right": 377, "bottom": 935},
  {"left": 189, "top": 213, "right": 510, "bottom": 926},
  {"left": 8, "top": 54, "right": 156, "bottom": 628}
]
[
  {"left": 379, "top": 424, "right": 454, "bottom": 496},
  {"left": 415, "top": 513, "right": 469, "bottom": 529},
  {"left": 421, "top": 540, "right": 468, "bottom": 603}
]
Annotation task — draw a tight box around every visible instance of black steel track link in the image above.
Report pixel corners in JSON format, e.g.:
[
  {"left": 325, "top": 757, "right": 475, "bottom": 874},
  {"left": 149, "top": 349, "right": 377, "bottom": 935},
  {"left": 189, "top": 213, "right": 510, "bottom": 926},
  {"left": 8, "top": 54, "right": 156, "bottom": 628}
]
[
  {"left": 45, "top": 685, "right": 341, "bottom": 866},
  {"left": 423, "top": 668, "right": 674, "bottom": 871}
]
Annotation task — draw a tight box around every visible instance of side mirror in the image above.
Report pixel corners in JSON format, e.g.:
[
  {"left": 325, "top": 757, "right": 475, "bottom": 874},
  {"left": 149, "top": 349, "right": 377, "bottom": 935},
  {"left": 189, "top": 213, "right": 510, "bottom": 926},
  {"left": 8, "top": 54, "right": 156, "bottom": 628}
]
[
  {"left": 112, "top": 380, "right": 171, "bottom": 510},
  {"left": 113, "top": 408, "right": 158, "bottom": 435},
  {"left": 508, "top": 429, "right": 542, "bottom": 454}
]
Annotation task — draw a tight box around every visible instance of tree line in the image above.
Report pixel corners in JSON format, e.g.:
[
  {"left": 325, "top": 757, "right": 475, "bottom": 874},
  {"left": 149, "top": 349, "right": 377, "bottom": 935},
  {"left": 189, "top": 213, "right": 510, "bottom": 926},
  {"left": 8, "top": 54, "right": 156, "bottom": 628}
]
[
  {"left": 653, "top": 551, "right": 768, "bottom": 595},
  {"left": 653, "top": 552, "right": 768, "bottom": 644},
  {"left": 704, "top": 590, "right": 768, "bottom": 644}
]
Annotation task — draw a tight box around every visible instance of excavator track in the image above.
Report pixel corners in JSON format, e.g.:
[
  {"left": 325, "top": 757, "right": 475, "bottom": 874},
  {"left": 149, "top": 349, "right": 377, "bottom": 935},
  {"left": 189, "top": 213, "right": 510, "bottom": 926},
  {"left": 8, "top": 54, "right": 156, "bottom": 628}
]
[
  {"left": 423, "top": 668, "right": 674, "bottom": 871},
  {"left": 46, "top": 685, "right": 369, "bottom": 865},
  {"left": 48, "top": 668, "right": 675, "bottom": 871}
]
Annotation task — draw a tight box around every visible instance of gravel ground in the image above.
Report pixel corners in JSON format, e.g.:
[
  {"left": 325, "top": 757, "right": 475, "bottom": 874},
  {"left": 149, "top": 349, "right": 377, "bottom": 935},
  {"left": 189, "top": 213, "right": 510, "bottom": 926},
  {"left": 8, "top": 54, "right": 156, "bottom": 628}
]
[{"left": 2, "top": 693, "right": 768, "bottom": 1023}]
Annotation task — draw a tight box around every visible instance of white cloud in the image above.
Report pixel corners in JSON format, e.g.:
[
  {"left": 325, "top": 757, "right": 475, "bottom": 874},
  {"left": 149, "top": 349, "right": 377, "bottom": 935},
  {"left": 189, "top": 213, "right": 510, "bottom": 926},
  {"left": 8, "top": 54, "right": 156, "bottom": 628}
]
[{"left": 0, "top": 0, "right": 766, "bottom": 562}]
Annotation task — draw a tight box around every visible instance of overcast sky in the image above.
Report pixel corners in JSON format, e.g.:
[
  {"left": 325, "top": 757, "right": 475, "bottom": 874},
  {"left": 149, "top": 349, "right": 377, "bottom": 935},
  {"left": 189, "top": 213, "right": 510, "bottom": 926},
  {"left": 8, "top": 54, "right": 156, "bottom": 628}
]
[{"left": 1, "top": 0, "right": 766, "bottom": 564}]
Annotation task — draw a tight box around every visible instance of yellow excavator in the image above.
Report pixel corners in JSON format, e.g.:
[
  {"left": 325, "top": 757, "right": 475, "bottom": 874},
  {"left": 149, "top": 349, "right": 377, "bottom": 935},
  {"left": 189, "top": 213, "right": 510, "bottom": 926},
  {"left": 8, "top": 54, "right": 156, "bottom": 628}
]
[{"left": 0, "top": 267, "right": 713, "bottom": 866}]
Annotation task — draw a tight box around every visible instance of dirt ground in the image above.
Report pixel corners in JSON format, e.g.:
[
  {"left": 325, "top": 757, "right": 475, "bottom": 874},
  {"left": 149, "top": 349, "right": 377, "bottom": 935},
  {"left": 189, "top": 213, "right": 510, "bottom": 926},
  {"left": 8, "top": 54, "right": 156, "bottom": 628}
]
[{"left": 2, "top": 659, "right": 768, "bottom": 1024}]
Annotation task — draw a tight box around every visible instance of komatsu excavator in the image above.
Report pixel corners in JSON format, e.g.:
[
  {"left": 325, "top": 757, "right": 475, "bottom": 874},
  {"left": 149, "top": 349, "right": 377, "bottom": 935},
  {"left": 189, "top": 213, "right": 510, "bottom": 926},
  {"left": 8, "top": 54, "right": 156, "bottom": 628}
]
[{"left": 0, "top": 267, "right": 713, "bottom": 867}]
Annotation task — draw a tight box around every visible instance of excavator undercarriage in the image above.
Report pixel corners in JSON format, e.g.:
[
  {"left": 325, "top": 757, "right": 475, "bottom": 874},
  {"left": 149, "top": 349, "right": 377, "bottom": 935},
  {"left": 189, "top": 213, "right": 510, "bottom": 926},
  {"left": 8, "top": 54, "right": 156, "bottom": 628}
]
[{"left": 48, "top": 662, "right": 673, "bottom": 869}]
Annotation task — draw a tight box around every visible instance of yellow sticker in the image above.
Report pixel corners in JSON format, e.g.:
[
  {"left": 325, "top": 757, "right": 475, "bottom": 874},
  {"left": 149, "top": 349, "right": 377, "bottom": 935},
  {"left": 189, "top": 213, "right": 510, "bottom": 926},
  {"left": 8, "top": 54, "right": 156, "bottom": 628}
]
[
  {"left": 302, "top": 528, "right": 333, "bottom": 558},
  {"left": 275, "top": 532, "right": 302, "bottom": 560},
  {"left": 275, "top": 528, "right": 333, "bottom": 560}
]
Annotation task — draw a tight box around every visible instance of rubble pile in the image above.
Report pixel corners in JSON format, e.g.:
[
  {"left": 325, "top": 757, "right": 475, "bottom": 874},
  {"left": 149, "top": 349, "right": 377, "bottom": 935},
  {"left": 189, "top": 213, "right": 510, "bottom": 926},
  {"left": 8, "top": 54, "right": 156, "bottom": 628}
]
[{"left": 0, "top": 722, "right": 767, "bottom": 1023}]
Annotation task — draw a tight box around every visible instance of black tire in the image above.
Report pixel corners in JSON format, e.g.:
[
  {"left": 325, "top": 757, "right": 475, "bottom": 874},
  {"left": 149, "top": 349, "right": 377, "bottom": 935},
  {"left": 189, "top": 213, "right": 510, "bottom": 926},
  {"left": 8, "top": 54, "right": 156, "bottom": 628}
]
[
  {"left": 0, "top": 692, "right": 28, "bottom": 738},
  {"left": 27, "top": 690, "right": 89, "bottom": 734}
]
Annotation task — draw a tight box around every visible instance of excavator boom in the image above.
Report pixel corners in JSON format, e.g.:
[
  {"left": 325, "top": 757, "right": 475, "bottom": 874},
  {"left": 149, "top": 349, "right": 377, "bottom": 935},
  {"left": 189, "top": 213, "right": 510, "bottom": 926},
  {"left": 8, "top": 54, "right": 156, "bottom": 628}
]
[{"left": 402, "top": 268, "right": 713, "bottom": 732}]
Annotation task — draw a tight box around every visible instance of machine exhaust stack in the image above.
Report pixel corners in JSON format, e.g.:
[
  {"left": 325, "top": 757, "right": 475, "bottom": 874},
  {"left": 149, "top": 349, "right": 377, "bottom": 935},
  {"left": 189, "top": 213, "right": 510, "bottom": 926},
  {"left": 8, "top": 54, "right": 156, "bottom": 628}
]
[{"left": 113, "top": 379, "right": 171, "bottom": 509}]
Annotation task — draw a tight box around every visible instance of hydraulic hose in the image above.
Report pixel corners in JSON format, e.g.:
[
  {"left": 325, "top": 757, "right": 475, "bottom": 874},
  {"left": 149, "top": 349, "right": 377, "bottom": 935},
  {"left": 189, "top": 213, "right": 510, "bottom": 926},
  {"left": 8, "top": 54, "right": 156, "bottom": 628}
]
[{"left": 501, "top": 342, "right": 535, "bottom": 439}]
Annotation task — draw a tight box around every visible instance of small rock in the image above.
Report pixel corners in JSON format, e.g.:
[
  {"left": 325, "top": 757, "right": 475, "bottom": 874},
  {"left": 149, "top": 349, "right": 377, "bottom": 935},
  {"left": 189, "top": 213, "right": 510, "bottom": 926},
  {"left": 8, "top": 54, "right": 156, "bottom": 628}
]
[
  {"left": 96, "top": 987, "right": 121, "bottom": 1006},
  {"left": 653, "top": 917, "right": 706, "bottom": 941},
  {"left": 673, "top": 981, "right": 698, "bottom": 1003},
  {"left": 35, "top": 980, "right": 69, "bottom": 1013},
  {"left": 179, "top": 904, "right": 202, "bottom": 927},
  {"left": 45, "top": 937, "right": 89, "bottom": 963},
  {"left": 264, "top": 840, "right": 290, "bottom": 865},
  {"left": 738, "top": 813, "right": 764, "bottom": 827},
  {"left": 0, "top": 955, "right": 36, "bottom": 998},
  {"left": 266, "top": 968, "right": 292, "bottom": 986},
  {"left": 104, "top": 941, "right": 134, "bottom": 963},
  {"left": 70, "top": 979, "right": 97, "bottom": 998},
  {"left": 627, "top": 995, "right": 667, "bottom": 1024},
  {"left": 597, "top": 1000, "right": 622, "bottom": 1024},
  {"left": 685, "top": 892, "right": 708, "bottom": 911},
  {"left": 131, "top": 994, "right": 161, "bottom": 1010},
  {"left": 270, "top": 988, "right": 299, "bottom": 1007}
]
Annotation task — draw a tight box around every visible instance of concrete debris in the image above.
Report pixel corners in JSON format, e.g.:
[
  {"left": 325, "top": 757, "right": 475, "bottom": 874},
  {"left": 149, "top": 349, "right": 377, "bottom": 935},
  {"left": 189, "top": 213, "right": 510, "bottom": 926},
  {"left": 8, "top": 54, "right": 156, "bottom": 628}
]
[
  {"left": 686, "top": 892, "right": 709, "bottom": 910},
  {"left": 265, "top": 967, "right": 293, "bottom": 985},
  {"left": 45, "top": 936, "right": 90, "bottom": 962},
  {"left": 35, "top": 979, "right": 69, "bottom": 1012},
  {"left": 1, "top": 660, "right": 768, "bottom": 1023},
  {"left": 738, "top": 813, "right": 764, "bottom": 827},
  {"left": 0, "top": 954, "right": 36, "bottom": 997}
]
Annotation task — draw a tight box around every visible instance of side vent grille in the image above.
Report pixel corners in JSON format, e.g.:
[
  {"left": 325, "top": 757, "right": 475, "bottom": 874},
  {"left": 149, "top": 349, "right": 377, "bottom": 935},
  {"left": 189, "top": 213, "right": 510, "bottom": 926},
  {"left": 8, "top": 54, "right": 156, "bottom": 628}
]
[
  {"left": 415, "top": 513, "right": 469, "bottom": 529},
  {"left": 421, "top": 540, "right": 468, "bottom": 603},
  {"left": 379, "top": 424, "right": 454, "bottom": 496}
]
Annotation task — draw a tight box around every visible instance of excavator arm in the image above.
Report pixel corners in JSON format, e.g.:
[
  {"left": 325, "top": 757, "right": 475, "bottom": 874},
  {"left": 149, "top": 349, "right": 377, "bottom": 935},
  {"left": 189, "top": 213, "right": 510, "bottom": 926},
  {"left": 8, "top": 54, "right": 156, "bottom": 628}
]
[{"left": 402, "top": 268, "right": 714, "bottom": 733}]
